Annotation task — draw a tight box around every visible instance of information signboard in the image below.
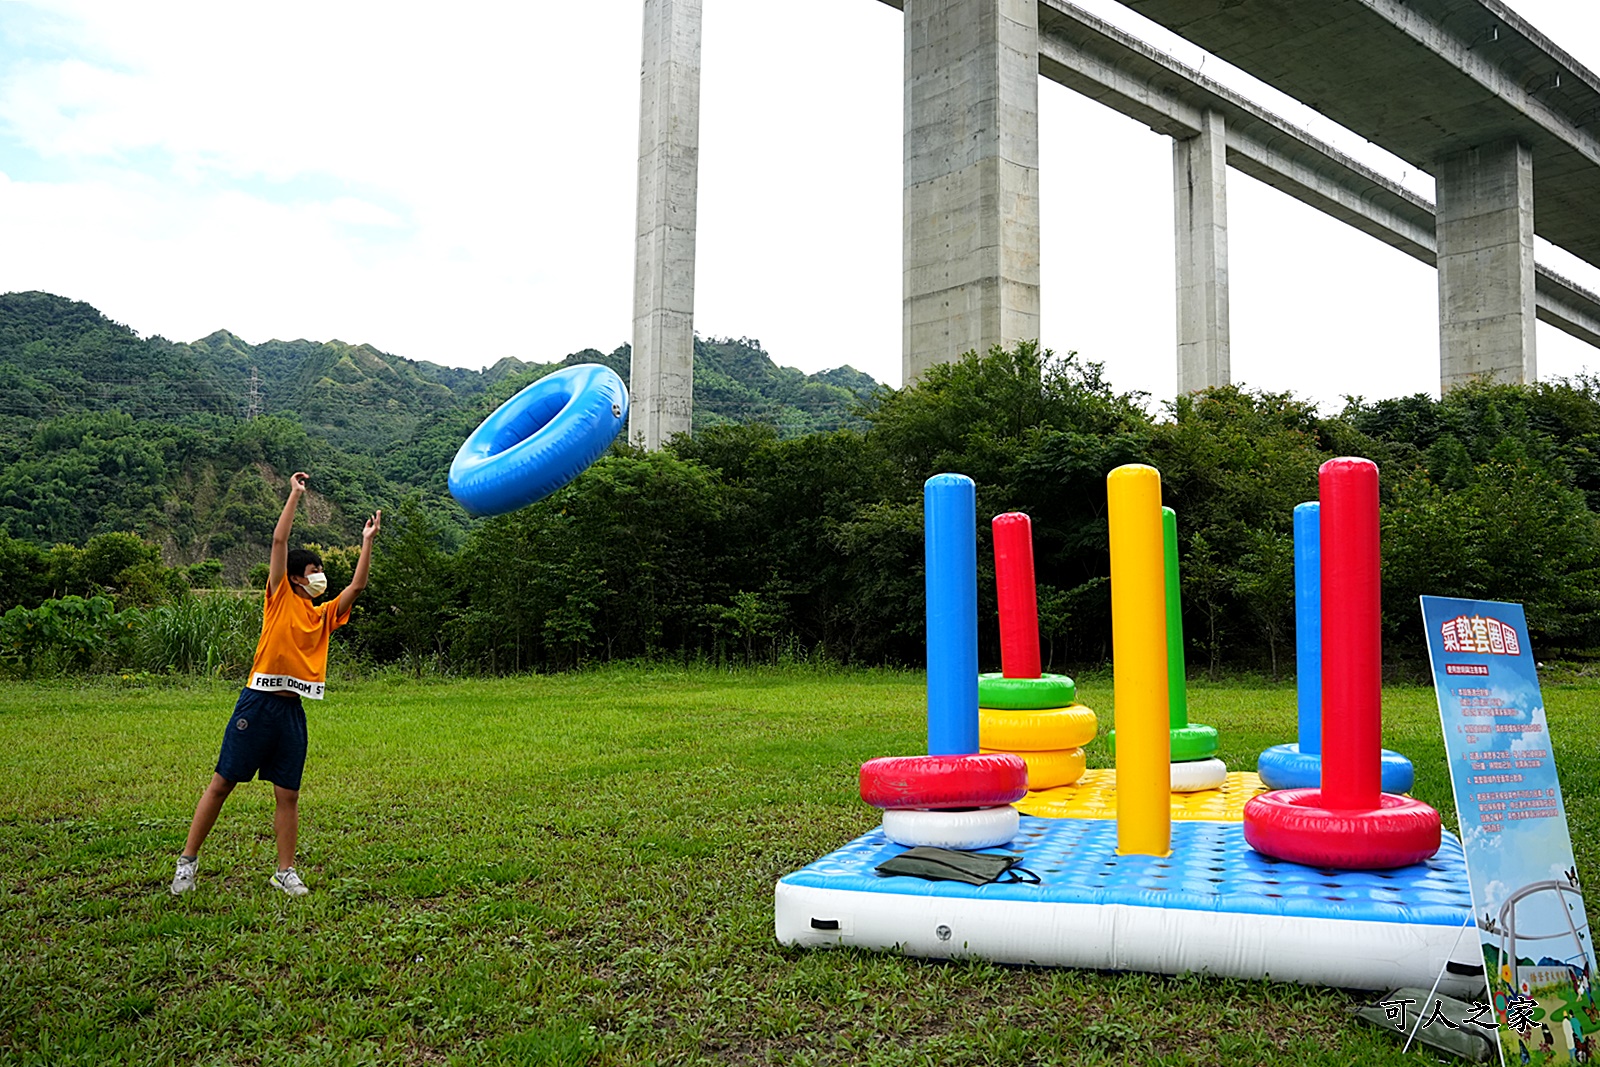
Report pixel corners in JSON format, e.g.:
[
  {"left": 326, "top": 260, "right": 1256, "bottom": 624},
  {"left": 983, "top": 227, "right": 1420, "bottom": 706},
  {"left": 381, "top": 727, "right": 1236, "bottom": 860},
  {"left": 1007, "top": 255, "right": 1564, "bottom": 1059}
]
[{"left": 1422, "top": 595, "right": 1596, "bottom": 1065}]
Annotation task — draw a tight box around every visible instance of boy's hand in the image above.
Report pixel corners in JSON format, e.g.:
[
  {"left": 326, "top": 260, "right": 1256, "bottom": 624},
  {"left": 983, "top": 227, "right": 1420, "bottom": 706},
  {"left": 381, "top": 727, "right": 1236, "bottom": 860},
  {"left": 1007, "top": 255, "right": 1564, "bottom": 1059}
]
[
  {"left": 363, "top": 510, "right": 383, "bottom": 544},
  {"left": 289, "top": 472, "right": 310, "bottom": 496}
]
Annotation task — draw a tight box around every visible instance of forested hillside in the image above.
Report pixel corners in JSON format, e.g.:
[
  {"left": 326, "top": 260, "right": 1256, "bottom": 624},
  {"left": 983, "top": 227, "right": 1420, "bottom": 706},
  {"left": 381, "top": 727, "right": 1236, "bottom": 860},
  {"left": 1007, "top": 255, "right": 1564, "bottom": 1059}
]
[
  {"left": 6, "top": 289, "right": 1600, "bottom": 676},
  {"left": 0, "top": 291, "right": 878, "bottom": 576}
]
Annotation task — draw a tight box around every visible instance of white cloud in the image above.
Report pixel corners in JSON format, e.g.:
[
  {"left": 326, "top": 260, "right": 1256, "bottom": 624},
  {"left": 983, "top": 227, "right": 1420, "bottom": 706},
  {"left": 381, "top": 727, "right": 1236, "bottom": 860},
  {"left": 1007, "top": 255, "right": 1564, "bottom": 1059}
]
[
  {"left": 1509, "top": 732, "right": 1547, "bottom": 753},
  {"left": 322, "top": 197, "right": 405, "bottom": 230},
  {"left": 1, "top": 0, "right": 1598, "bottom": 398},
  {"left": 1464, "top": 823, "right": 1505, "bottom": 854}
]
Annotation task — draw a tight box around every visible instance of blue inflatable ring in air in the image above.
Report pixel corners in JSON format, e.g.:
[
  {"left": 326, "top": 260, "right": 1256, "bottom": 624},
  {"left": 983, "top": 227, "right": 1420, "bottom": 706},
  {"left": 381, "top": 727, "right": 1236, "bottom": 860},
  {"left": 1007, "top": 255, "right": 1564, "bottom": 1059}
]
[{"left": 448, "top": 363, "right": 629, "bottom": 517}]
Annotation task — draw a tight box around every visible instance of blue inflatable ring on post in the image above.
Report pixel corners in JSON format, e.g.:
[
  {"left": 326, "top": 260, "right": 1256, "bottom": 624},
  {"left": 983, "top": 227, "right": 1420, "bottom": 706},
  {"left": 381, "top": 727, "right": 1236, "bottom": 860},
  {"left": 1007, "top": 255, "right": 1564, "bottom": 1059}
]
[
  {"left": 1256, "top": 742, "right": 1416, "bottom": 793},
  {"left": 448, "top": 363, "right": 629, "bottom": 518}
]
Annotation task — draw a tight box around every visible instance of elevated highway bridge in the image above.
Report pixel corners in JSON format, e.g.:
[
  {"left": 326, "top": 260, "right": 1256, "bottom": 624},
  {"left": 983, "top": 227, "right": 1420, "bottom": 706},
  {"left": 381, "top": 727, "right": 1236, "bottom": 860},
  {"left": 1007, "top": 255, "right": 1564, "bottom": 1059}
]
[{"left": 626, "top": 0, "right": 1600, "bottom": 448}]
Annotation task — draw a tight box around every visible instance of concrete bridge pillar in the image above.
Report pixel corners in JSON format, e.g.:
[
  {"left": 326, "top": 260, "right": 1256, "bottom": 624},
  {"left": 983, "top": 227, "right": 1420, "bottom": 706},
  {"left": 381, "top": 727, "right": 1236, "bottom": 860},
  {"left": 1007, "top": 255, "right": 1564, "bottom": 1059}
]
[
  {"left": 1174, "top": 109, "right": 1230, "bottom": 394},
  {"left": 1435, "top": 139, "right": 1536, "bottom": 392},
  {"left": 630, "top": 0, "right": 702, "bottom": 450},
  {"left": 903, "top": 0, "right": 1041, "bottom": 383}
]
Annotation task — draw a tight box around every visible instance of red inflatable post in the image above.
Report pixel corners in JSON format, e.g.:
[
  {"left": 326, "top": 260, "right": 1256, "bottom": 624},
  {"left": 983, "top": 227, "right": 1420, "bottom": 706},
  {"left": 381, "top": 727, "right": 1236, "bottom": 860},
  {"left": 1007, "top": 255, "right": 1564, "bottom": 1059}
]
[
  {"left": 1244, "top": 456, "right": 1439, "bottom": 869},
  {"left": 992, "top": 512, "right": 1041, "bottom": 679},
  {"left": 1319, "top": 457, "right": 1382, "bottom": 810}
]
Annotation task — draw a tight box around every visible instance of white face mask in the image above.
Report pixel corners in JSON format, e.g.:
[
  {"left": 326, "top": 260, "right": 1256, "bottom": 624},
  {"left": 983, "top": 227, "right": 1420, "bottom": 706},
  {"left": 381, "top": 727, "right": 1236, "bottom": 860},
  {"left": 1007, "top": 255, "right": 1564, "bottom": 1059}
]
[{"left": 301, "top": 572, "right": 328, "bottom": 597}]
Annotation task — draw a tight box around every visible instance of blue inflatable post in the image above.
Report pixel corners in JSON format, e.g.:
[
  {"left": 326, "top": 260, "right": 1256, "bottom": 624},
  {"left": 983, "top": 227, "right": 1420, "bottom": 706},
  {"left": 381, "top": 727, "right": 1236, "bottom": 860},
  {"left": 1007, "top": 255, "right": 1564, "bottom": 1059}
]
[
  {"left": 1294, "top": 502, "right": 1322, "bottom": 755},
  {"left": 1256, "top": 501, "right": 1328, "bottom": 787},
  {"left": 925, "top": 473, "right": 979, "bottom": 756}
]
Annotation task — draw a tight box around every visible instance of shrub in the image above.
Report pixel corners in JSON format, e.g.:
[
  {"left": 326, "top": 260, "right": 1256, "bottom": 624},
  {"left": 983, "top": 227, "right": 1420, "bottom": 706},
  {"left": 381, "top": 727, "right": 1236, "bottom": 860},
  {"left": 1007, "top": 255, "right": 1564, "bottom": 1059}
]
[
  {"left": 114, "top": 560, "right": 190, "bottom": 608},
  {"left": 0, "top": 595, "right": 141, "bottom": 677},
  {"left": 185, "top": 559, "right": 224, "bottom": 588}
]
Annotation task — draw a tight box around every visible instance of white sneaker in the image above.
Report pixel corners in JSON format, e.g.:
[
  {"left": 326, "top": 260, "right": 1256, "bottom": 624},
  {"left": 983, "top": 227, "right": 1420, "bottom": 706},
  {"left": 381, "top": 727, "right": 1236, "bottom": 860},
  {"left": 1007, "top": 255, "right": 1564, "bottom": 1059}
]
[
  {"left": 269, "top": 867, "right": 309, "bottom": 897},
  {"left": 171, "top": 855, "right": 198, "bottom": 895}
]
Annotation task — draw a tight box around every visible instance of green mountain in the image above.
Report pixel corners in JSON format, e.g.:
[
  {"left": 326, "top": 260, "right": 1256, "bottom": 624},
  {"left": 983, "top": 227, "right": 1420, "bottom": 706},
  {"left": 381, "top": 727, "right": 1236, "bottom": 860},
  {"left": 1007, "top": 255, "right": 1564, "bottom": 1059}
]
[
  {"left": 0, "top": 291, "right": 882, "bottom": 576},
  {"left": 0, "top": 292, "right": 878, "bottom": 446},
  {"left": 694, "top": 336, "right": 879, "bottom": 436}
]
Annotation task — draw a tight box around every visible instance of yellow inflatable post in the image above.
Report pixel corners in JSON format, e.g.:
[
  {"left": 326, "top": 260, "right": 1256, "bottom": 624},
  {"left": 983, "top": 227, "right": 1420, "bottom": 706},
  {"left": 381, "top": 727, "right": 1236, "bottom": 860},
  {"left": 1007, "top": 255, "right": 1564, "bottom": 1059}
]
[{"left": 1107, "top": 464, "right": 1171, "bottom": 856}]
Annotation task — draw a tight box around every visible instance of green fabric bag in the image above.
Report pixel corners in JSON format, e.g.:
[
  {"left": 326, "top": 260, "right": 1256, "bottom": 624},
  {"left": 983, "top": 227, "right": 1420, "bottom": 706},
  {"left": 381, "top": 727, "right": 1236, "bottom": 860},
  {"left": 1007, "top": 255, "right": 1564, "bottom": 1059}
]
[{"left": 875, "top": 846, "right": 1040, "bottom": 886}]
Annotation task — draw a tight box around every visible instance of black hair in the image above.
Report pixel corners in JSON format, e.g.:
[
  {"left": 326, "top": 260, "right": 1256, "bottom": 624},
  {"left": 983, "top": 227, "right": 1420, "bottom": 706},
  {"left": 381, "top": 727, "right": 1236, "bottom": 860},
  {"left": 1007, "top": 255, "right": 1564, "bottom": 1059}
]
[{"left": 286, "top": 547, "right": 323, "bottom": 577}]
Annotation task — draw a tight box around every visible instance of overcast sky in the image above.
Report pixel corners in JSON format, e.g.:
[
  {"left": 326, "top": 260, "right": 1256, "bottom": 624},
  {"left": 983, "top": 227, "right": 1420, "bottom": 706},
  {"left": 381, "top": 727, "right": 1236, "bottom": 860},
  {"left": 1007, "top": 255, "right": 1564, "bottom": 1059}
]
[{"left": 2, "top": 0, "right": 1598, "bottom": 412}]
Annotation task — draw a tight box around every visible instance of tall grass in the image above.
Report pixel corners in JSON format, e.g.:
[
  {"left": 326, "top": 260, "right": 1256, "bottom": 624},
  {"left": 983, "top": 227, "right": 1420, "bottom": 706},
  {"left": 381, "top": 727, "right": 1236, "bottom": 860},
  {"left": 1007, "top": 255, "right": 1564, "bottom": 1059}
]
[{"left": 134, "top": 591, "right": 259, "bottom": 677}]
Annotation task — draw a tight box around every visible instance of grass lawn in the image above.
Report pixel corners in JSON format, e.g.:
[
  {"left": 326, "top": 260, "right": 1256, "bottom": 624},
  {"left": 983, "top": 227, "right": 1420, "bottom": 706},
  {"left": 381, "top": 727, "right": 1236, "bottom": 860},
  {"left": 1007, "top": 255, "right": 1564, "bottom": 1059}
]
[{"left": 1, "top": 667, "right": 1597, "bottom": 1066}]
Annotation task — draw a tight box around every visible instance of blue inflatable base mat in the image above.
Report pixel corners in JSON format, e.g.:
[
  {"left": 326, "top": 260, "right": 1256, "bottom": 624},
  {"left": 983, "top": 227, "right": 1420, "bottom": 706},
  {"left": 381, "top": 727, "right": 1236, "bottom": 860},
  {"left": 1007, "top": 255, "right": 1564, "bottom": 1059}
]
[{"left": 780, "top": 815, "right": 1473, "bottom": 927}]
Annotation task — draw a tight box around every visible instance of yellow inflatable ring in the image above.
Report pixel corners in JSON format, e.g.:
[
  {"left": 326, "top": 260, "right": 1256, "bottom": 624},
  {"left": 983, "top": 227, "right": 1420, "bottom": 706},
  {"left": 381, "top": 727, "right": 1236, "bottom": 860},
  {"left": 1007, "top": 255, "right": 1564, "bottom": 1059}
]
[
  {"left": 982, "top": 746, "right": 1087, "bottom": 790},
  {"left": 979, "top": 704, "right": 1097, "bottom": 751}
]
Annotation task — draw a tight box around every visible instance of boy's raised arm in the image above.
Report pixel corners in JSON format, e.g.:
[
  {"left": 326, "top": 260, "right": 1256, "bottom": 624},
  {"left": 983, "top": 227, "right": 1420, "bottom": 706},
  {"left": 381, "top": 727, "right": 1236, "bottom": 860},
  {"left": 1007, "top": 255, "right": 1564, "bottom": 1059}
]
[
  {"left": 268, "top": 472, "right": 310, "bottom": 592},
  {"left": 335, "top": 509, "right": 382, "bottom": 618}
]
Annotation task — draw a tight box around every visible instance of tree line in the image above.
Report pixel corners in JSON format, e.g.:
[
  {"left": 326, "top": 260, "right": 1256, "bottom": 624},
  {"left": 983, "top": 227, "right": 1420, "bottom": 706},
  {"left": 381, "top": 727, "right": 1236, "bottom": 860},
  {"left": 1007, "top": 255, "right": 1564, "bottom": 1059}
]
[{"left": 4, "top": 342, "right": 1599, "bottom": 679}]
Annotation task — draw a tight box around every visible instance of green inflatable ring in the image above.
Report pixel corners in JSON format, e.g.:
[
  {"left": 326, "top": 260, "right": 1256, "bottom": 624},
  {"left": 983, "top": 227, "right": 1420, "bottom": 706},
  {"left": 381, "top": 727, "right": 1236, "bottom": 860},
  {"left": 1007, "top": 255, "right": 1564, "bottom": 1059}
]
[
  {"left": 977, "top": 673, "right": 1076, "bottom": 711},
  {"left": 1106, "top": 723, "right": 1218, "bottom": 761}
]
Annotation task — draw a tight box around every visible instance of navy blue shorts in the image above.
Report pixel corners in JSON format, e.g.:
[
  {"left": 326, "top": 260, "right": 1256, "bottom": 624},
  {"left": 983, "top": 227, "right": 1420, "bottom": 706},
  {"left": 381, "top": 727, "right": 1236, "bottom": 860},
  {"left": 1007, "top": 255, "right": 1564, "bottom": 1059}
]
[{"left": 215, "top": 688, "right": 308, "bottom": 791}]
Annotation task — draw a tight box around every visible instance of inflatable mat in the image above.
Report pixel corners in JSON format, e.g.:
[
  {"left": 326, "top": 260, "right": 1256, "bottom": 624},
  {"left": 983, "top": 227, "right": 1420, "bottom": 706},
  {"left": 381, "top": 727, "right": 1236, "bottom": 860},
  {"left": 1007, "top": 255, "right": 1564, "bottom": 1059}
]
[{"left": 776, "top": 815, "right": 1484, "bottom": 997}]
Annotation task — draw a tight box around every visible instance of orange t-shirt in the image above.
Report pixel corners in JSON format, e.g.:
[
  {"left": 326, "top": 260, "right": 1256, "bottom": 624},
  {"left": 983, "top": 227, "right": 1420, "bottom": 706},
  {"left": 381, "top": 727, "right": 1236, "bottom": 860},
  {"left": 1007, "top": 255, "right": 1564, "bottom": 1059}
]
[{"left": 247, "top": 575, "right": 351, "bottom": 700}]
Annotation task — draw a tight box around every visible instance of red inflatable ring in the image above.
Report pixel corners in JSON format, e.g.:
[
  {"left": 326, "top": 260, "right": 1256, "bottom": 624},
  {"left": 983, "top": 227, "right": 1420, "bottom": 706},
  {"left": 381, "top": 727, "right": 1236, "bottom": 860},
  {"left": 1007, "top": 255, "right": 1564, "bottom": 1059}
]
[
  {"left": 859, "top": 753, "right": 1029, "bottom": 810},
  {"left": 1242, "top": 788, "right": 1442, "bottom": 870}
]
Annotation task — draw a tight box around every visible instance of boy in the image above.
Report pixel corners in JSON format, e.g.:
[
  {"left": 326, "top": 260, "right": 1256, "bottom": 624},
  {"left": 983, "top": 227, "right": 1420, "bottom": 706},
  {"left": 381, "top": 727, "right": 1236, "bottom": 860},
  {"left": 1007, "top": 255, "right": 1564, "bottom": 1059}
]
[{"left": 171, "top": 471, "right": 381, "bottom": 896}]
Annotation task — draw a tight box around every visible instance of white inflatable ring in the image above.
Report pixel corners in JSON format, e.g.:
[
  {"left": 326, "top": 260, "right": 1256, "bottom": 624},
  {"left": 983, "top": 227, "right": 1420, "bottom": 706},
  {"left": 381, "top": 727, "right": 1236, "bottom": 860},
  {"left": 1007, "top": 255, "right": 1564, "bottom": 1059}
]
[
  {"left": 881, "top": 805, "right": 1020, "bottom": 849},
  {"left": 981, "top": 746, "right": 1086, "bottom": 790},
  {"left": 1170, "top": 757, "right": 1228, "bottom": 792},
  {"left": 979, "top": 704, "right": 1097, "bottom": 751}
]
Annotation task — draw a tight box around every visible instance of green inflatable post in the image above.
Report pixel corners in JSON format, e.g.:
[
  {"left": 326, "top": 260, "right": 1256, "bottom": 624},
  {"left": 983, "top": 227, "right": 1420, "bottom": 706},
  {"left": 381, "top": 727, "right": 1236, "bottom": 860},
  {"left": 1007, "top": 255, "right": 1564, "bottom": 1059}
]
[
  {"left": 1159, "top": 506, "right": 1216, "bottom": 762},
  {"left": 1107, "top": 505, "right": 1218, "bottom": 762},
  {"left": 1163, "top": 506, "right": 1187, "bottom": 730}
]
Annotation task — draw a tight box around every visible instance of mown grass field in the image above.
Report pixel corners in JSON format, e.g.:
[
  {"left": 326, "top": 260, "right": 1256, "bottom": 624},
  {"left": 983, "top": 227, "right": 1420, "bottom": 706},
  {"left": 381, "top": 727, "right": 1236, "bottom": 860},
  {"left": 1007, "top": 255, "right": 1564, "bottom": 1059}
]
[{"left": 2, "top": 668, "right": 1597, "bottom": 1066}]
